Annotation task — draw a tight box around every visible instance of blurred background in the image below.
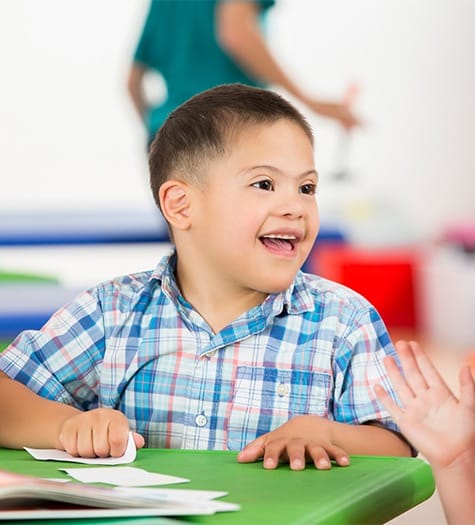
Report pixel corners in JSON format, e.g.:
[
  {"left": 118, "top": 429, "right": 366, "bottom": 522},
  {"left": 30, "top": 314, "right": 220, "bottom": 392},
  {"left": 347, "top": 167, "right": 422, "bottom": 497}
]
[
  {"left": 1, "top": 1, "right": 474, "bottom": 343},
  {"left": 1, "top": 0, "right": 473, "bottom": 229},
  {"left": 1, "top": 0, "right": 474, "bottom": 344},
  {"left": 0, "top": 2, "right": 474, "bottom": 520}
]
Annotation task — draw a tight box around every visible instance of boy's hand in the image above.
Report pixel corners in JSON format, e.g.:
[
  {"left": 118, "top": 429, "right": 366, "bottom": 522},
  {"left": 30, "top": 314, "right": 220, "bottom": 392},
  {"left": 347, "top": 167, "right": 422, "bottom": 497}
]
[
  {"left": 237, "top": 415, "right": 350, "bottom": 470},
  {"left": 57, "top": 408, "right": 145, "bottom": 458}
]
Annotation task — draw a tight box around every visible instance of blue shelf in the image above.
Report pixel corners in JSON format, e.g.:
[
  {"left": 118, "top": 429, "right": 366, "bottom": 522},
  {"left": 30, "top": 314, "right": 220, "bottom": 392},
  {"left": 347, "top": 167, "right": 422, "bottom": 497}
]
[
  {"left": 0, "top": 312, "right": 51, "bottom": 338},
  {"left": 0, "top": 210, "right": 170, "bottom": 246}
]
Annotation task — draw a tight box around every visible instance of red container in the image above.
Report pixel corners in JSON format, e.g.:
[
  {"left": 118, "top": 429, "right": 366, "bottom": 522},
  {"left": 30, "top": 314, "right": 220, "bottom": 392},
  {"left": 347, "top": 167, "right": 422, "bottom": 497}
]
[{"left": 309, "top": 245, "right": 419, "bottom": 329}]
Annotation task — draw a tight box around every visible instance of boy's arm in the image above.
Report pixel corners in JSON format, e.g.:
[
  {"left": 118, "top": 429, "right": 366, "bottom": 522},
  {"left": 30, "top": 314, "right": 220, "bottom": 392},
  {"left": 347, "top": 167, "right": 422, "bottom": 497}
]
[
  {"left": 0, "top": 284, "right": 145, "bottom": 457},
  {"left": 0, "top": 372, "right": 143, "bottom": 457},
  {"left": 0, "top": 371, "right": 79, "bottom": 449},
  {"left": 238, "top": 414, "right": 410, "bottom": 470}
]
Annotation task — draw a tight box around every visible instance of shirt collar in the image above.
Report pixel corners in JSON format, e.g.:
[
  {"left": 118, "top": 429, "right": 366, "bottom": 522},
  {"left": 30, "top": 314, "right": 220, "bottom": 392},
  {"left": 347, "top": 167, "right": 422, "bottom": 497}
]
[
  {"left": 151, "top": 251, "right": 182, "bottom": 304},
  {"left": 150, "top": 251, "right": 315, "bottom": 317},
  {"left": 263, "top": 272, "right": 315, "bottom": 317}
]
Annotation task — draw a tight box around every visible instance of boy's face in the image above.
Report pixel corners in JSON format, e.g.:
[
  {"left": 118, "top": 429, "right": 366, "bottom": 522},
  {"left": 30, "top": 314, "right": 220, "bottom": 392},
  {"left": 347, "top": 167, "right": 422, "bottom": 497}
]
[{"left": 189, "top": 119, "right": 319, "bottom": 294}]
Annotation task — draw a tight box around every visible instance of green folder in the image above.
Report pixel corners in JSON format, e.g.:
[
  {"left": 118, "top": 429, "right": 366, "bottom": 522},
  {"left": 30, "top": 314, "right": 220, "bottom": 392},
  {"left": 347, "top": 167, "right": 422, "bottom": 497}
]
[
  {"left": 0, "top": 270, "right": 58, "bottom": 283},
  {"left": 0, "top": 448, "right": 434, "bottom": 524}
]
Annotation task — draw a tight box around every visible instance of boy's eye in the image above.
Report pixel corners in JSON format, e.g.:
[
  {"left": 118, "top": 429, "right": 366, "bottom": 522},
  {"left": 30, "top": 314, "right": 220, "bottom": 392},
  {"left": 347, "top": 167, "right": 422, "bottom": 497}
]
[
  {"left": 300, "top": 183, "right": 317, "bottom": 195},
  {"left": 252, "top": 179, "right": 274, "bottom": 191}
]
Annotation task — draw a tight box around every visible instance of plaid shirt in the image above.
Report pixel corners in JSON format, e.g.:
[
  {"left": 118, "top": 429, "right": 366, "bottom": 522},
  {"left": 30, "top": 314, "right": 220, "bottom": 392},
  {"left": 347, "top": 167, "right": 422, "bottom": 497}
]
[{"left": 0, "top": 252, "right": 402, "bottom": 451}]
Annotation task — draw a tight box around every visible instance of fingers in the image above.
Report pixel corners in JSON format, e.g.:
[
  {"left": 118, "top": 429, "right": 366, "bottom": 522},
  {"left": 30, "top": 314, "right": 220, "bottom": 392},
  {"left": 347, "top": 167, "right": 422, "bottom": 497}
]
[
  {"left": 239, "top": 437, "right": 350, "bottom": 471},
  {"left": 393, "top": 340, "right": 455, "bottom": 402},
  {"left": 76, "top": 425, "right": 101, "bottom": 458},
  {"left": 59, "top": 424, "right": 80, "bottom": 457},
  {"left": 237, "top": 435, "right": 266, "bottom": 464},
  {"left": 404, "top": 341, "right": 448, "bottom": 391},
  {"left": 264, "top": 440, "right": 349, "bottom": 471},
  {"left": 459, "top": 364, "right": 475, "bottom": 409},
  {"left": 59, "top": 409, "right": 131, "bottom": 458},
  {"left": 394, "top": 341, "right": 429, "bottom": 396},
  {"left": 107, "top": 419, "right": 131, "bottom": 458},
  {"left": 306, "top": 442, "right": 350, "bottom": 470},
  {"left": 261, "top": 439, "right": 286, "bottom": 470},
  {"left": 132, "top": 431, "right": 145, "bottom": 449},
  {"left": 373, "top": 383, "right": 402, "bottom": 421},
  {"left": 381, "top": 355, "right": 415, "bottom": 408},
  {"left": 339, "top": 107, "right": 360, "bottom": 129}
]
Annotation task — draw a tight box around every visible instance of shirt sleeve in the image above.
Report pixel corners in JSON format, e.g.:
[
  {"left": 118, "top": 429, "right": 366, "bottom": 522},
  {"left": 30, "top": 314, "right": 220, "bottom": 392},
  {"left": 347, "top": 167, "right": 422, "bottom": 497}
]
[
  {"left": 258, "top": 0, "right": 275, "bottom": 11},
  {"left": 133, "top": 1, "right": 162, "bottom": 67},
  {"left": 0, "top": 287, "right": 106, "bottom": 411},
  {"left": 133, "top": 0, "right": 275, "bottom": 69},
  {"left": 331, "top": 306, "right": 415, "bottom": 450}
]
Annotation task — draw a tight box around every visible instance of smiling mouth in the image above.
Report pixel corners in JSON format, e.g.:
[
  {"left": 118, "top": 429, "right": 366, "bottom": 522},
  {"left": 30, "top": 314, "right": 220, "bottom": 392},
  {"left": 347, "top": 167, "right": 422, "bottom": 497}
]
[{"left": 259, "top": 234, "right": 298, "bottom": 254}]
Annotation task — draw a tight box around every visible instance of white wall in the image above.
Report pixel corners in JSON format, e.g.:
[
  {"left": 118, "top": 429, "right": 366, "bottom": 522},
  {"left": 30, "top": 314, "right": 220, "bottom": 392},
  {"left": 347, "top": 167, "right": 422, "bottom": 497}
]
[
  {"left": 1, "top": 0, "right": 474, "bottom": 242},
  {"left": 0, "top": 0, "right": 152, "bottom": 213}
]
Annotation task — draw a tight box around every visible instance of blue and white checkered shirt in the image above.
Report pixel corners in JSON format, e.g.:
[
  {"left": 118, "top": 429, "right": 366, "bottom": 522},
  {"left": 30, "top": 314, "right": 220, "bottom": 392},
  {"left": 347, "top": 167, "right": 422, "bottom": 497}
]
[{"left": 0, "top": 252, "right": 402, "bottom": 451}]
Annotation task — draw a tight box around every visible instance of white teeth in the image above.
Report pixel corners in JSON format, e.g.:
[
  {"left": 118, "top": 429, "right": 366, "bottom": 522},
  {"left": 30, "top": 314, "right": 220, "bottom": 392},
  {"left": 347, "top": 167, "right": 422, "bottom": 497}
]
[{"left": 262, "top": 234, "right": 297, "bottom": 240}]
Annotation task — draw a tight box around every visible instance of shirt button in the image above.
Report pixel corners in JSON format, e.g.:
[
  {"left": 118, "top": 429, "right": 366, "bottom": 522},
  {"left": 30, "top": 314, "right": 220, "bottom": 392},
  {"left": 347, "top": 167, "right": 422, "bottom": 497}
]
[
  {"left": 206, "top": 351, "right": 216, "bottom": 359},
  {"left": 277, "top": 383, "right": 289, "bottom": 397},
  {"left": 195, "top": 414, "right": 208, "bottom": 427}
]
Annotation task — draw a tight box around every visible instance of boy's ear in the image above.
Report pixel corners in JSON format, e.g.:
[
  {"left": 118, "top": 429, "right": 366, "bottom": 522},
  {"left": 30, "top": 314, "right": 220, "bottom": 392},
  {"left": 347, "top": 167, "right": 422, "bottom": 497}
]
[{"left": 159, "top": 180, "right": 191, "bottom": 231}]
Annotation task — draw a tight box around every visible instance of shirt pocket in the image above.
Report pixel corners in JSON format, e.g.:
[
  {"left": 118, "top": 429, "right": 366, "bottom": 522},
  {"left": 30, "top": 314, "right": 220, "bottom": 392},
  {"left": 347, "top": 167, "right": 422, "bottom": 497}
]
[{"left": 226, "top": 366, "right": 331, "bottom": 451}]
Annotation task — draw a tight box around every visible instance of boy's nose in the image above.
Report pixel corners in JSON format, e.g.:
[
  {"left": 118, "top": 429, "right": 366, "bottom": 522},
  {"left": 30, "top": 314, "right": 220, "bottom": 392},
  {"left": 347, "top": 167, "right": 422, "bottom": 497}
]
[{"left": 275, "top": 191, "right": 305, "bottom": 218}]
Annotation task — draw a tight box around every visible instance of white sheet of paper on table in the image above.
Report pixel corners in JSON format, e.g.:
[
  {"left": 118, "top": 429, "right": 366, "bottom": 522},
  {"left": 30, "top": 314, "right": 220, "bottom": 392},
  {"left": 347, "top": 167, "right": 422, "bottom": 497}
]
[
  {"left": 113, "top": 487, "right": 240, "bottom": 512},
  {"left": 60, "top": 466, "right": 189, "bottom": 487},
  {"left": 23, "top": 431, "right": 136, "bottom": 465},
  {"left": 113, "top": 487, "right": 228, "bottom": 500},
  {"left": 45, "top": 478, "right": 70, "bottom": 483}
]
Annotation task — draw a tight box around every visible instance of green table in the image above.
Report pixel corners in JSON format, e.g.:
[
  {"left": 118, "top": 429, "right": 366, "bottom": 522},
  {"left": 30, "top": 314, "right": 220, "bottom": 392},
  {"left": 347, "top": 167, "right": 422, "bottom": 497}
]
[{"left": 0, "top": 448, "right": 434, "bottom": 524}]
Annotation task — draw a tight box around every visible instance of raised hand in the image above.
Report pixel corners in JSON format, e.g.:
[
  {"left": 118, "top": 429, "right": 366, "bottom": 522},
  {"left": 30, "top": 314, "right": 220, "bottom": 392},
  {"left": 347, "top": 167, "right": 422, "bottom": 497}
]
[{"left": 374, "top": 340, "right": 475, "bottom": 469}]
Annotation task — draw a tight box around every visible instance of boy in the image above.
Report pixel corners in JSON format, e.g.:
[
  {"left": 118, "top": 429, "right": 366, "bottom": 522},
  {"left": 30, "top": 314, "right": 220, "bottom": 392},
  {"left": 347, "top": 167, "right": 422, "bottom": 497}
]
[{"left": 0, "top": 84, "right": 411, "bottom": 469}]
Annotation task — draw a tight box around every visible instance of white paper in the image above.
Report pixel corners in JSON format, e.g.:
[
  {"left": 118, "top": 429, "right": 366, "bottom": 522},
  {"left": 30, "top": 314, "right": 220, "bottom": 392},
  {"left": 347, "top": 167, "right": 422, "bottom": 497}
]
[
  {"left": 44, "top": 478, "right": 70, "bottom": 483},
  {"left": 0, "top": 507, "right": 214, "bottom": 521},
  {"left": 61, "top": 466, "right": 189, "bottom": 487},
  {"left": 113, "top": 487, "right": 228, "bottom": 500},
  {"left": 24, "top": 431, "right": 136, "bottom": 465},
  {"left": 112, "top": 487, "right": 240, "bottom": 512},
  {"left": 0, "top": 469, "right": 238, "bottom": 521}
]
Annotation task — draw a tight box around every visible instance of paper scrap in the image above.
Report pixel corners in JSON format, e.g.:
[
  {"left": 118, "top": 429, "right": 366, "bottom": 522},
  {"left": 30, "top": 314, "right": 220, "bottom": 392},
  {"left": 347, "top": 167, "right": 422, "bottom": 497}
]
[
  {"left": 45, "top": 478, "right": 70, "bottom": 483},
  {"left": 112, "top": 487, "right": 240, "bottom": 512},
  {"left": 61, "top": 466, "right": 190, "bottom": 487},
  {"left": 24, "top": 431, "right": 136, "bottom": 465},
  {"left": 113, "top": 487, "right": 228, "bottom": 501}
]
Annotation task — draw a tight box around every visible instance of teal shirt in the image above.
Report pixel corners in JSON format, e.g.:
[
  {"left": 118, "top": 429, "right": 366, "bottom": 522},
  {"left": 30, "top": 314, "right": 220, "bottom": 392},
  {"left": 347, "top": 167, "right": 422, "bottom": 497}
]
[{"left": 133, "top": 0, "right": 275, "bottom": 142}]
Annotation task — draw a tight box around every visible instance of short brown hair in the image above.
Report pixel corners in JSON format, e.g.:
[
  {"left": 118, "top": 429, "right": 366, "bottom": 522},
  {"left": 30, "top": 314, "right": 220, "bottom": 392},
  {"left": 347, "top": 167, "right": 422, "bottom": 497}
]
[{"left": 149, "top": 83, "right": 313, "bottom": 211}]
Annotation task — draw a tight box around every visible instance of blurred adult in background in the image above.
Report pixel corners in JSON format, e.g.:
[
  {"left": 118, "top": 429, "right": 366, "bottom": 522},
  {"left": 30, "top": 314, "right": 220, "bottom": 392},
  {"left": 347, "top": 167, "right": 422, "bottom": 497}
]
[{"left": 128, "top": 0, "right": 359, "bottom": 147}]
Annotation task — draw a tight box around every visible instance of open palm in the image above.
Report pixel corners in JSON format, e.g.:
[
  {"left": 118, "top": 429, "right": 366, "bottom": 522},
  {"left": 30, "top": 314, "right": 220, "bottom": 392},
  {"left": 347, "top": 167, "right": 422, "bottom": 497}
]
[{"left": 375, "top": 341, "right": 475, "bottom": 469}]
